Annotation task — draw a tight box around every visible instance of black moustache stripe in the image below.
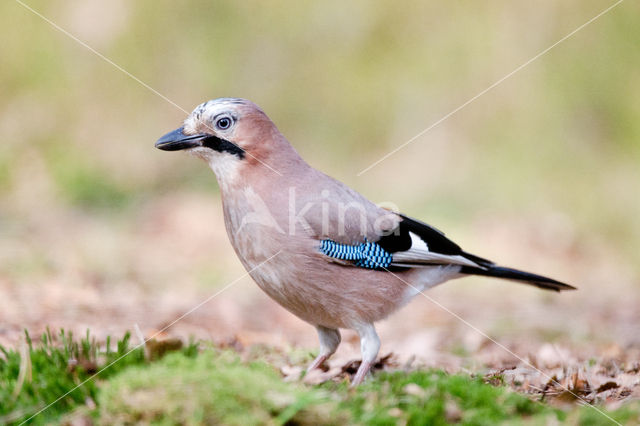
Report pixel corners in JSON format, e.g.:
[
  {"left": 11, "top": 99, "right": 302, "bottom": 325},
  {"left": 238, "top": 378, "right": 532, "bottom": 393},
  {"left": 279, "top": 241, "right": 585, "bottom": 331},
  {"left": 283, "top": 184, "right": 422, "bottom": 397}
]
[{"left": 201, "top": 136, "right": 245, "bottom": 159}]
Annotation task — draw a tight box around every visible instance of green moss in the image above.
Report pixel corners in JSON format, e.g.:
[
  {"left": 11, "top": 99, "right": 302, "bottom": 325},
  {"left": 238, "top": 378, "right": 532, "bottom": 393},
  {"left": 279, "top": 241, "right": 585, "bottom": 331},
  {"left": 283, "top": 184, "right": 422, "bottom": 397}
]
[
  {"left": 96, "top": 350, "right": 345, "bottom": 425},
  {"left": 325, "top": 370, "right": 560, "bottom": 425},
  {"left": 2, "top": 333, "right": 639, "bottom": 425}
]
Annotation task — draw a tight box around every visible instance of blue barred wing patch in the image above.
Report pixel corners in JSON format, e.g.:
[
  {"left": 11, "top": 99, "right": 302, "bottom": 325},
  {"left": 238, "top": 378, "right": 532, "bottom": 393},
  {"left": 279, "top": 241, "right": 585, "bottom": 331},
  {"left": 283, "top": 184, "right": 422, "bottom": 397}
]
[{"left": 319, "top": 240, "right": 392, "bottom": 269}]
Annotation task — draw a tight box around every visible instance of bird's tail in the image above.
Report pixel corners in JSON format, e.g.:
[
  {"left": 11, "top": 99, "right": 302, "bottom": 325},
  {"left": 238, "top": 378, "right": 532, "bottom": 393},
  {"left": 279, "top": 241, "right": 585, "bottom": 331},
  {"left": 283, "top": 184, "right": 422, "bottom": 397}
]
[{"left": 459, "top": 264, "right": 576, "bottom": 292}]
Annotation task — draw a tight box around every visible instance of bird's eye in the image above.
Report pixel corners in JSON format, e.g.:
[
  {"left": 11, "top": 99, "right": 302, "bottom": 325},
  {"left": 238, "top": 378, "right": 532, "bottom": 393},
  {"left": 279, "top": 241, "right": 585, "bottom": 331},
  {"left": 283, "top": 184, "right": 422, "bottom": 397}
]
[{"left": 215, "top": 116, "right": 232, "bottom": 130}]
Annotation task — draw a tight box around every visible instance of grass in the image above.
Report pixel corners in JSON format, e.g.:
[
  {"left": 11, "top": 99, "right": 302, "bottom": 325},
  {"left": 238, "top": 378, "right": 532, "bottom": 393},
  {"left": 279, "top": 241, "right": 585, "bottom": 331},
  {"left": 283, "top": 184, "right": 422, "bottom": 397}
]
[
  {"left": 326, "top": 371, "right": 556, "bottom": 425},
  {"left": 0, "top": 330, "right": 131, "bottom": 424},
  {"left": 1, "top": 330, "right": 638, "bottom": 425},
  {"left": 0, "top": 329, "right": 189, "bottom": 425}
]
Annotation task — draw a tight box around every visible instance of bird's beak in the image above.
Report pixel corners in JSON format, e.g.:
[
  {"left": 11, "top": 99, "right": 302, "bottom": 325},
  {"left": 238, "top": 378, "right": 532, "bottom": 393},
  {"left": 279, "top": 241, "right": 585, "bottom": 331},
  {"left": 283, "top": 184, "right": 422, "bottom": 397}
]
[{"left": 155, "top": 127, "right": 208, "bottom": 151}]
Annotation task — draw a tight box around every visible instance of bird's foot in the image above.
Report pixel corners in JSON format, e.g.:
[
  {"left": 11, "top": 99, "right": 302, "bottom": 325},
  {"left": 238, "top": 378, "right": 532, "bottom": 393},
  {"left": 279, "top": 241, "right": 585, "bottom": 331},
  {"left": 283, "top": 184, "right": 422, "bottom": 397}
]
[
  {"left": 350, "top": 360, "right": 372, "bottom": 387},
  {"left": 306, "top": 354, "right": 328, "bottom": 372}
]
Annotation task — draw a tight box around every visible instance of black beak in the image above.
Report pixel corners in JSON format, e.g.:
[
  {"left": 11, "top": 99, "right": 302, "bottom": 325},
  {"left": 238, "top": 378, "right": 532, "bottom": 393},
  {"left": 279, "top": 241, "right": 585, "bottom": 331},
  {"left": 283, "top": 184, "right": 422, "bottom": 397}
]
[{"left": 155, "top": 127, "right": 208, "bottom": 151}]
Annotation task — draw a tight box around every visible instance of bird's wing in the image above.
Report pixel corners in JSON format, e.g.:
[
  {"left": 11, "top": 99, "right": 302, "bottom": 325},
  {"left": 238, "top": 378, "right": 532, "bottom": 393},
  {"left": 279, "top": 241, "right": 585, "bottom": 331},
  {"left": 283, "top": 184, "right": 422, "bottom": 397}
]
[{"left": 319, "top": 213, "right": 492, "bottom": 270}]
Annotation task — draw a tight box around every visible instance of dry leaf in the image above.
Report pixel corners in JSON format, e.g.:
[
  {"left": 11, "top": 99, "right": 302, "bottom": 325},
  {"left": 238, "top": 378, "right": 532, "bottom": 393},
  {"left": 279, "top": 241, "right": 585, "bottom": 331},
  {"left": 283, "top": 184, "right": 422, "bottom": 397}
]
[
  {"left": 281, "top": 365, "right": 303, "bottom": 382},
  {"left": 596, "top": 381, "right": 619, "bottom": 393},
  {"left": 403, "top": 383, "right": 426, "bottom": 398}
]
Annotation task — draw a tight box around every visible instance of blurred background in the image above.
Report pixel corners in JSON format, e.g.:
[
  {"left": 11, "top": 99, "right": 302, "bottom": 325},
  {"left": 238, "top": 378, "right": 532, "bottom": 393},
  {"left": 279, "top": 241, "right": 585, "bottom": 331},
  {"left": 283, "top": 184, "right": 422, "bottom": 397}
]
[{"left": 1, "top": 0, "right": 639, "bottom": 370}]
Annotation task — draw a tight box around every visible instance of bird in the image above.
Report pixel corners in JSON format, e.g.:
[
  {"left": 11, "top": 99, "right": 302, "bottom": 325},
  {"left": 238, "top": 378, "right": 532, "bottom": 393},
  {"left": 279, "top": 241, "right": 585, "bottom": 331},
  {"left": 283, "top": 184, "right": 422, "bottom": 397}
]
[{"left": 155, "top": 98, "right": 575, "bottom": 385}]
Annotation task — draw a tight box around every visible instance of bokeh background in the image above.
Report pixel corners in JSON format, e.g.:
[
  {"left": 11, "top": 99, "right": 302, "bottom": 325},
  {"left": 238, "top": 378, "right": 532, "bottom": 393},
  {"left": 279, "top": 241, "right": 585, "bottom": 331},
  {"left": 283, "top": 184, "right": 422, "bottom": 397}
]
[{"left": 1, "top": 0, "right": 639, "bottom": 373}]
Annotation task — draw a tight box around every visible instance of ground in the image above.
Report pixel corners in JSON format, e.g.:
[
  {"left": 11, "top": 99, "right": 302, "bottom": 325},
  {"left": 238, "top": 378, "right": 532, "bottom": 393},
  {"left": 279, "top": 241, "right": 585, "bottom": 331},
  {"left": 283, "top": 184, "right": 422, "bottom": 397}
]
[{"left": 1, "top": 192, "right": 639, "bottom": 424}]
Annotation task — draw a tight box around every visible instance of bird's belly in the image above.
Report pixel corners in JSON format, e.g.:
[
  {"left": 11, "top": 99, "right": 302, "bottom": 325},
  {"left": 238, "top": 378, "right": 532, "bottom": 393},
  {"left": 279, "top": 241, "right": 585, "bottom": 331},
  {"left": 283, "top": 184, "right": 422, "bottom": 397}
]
[
  {"left": 224, "top": 212, "right": 458, "bottom": 329},
  {"left": 235, "top": 244, "right": 430, "bottom": 329}
]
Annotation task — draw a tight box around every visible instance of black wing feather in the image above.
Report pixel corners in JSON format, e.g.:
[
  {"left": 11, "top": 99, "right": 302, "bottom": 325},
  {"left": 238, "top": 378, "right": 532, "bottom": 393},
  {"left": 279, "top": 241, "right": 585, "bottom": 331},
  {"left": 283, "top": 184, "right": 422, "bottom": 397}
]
[
  {"left": 377, "top": 214, "right": 489, "bottom": 266},
  {"left": 459, "top": 265, "right": 576, "bottom": 292},
  {"left": 376, "top": 213, "right": 575, "bottom": 292}
]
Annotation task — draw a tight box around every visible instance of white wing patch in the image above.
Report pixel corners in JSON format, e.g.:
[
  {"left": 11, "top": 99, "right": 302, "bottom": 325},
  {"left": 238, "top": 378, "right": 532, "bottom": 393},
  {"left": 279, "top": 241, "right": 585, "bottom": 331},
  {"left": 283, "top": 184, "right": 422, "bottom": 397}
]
[
  {"left": 390, "top": 232, "right": 483, "bottom": 268},
  {"left": 410, "top": 232, "right": 429, "bottom": 251}
]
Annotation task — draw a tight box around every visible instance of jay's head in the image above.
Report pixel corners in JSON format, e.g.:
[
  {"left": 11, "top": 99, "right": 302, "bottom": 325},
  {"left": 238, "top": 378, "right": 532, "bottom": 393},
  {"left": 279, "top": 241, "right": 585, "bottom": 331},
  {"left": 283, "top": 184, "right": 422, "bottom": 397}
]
[{"left": 155, "top": 98, "right": 282, "bottom": 170}]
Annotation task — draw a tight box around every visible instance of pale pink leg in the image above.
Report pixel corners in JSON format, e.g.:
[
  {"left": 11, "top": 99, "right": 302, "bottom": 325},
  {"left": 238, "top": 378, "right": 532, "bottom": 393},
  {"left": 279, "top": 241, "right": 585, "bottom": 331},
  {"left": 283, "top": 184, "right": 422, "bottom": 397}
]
[
  {"left": 306, "top": 326, "right": 341, "bottom": 372},
  {"left": 307, "top": 354, "right": 329, "bottom": 372},
  {"left": 350, "top": 323, "right": 380, "bottom": 387},
  {"left": 351, "top": 360, "right": 373, "bottom": 386}
]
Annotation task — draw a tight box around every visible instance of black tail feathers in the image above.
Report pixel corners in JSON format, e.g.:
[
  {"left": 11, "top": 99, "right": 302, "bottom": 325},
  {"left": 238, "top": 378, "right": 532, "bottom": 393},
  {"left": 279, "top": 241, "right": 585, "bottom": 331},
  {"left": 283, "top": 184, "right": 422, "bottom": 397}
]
[{"left": 460, "top": 265, "right": 576, "bottom": 292}]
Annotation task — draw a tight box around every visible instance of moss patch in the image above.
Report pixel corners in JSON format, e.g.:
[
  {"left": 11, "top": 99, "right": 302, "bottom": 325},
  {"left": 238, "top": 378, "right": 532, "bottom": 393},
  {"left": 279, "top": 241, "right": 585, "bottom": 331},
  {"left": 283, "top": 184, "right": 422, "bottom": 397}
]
[
  {"left": 96, "top": 350, "right": 344, "bottom": 425},
  {"left": 2, "top": 331, "right": 638, "bottom": 425}
]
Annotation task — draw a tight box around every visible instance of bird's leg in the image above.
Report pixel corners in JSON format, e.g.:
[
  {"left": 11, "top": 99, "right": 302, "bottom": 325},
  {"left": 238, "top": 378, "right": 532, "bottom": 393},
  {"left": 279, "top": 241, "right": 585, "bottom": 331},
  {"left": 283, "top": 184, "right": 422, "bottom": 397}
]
[
  {"left": 351, "top": 323, "right": 380, "bottom": 386},
  {"left": 307, "top": 325, "right": 341, "bottom": 372}
]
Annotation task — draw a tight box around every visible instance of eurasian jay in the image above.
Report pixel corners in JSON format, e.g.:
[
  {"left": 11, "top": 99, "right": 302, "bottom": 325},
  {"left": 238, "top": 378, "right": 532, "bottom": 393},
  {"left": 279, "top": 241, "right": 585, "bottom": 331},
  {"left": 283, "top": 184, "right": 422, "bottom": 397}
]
[{"left": 155, "top": 98, "right": 575, "bottom": 385}]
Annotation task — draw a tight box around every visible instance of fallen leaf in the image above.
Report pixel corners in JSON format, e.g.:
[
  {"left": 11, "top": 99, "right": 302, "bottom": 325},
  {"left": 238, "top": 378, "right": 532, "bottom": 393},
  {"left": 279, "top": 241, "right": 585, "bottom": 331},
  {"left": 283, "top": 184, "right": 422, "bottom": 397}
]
[
  {"left": 445, "top": 398, "right": 462, "bottom": 422},
  {"left": 596, "top": 381, "right": 619, "bottom": 393},
  {"left": 303, "top": 367, "right": 342, "bottom": 385},
  {"left": 403, "top": 383, "right": 426, "bottom": 398},
  {"left": 281, "top": 365, "right": 303, "bottom": 382},
  {"left": 388, "top": 408, "right": 403, "bottom": 418}
]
